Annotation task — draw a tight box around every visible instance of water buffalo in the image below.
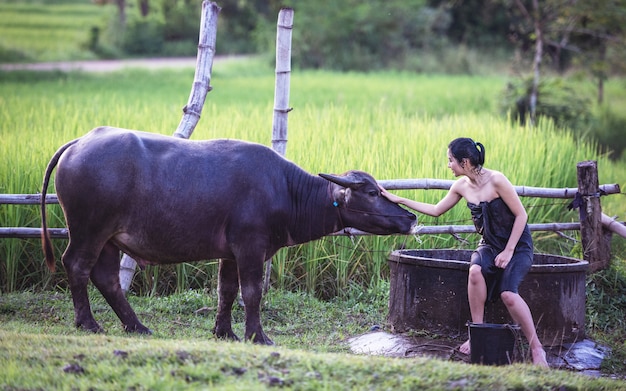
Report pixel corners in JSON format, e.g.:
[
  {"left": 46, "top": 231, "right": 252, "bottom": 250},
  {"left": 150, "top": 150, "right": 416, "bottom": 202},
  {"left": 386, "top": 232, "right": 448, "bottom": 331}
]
[{"left": 41, "top": 126, "right": 417, "bottom": 344}]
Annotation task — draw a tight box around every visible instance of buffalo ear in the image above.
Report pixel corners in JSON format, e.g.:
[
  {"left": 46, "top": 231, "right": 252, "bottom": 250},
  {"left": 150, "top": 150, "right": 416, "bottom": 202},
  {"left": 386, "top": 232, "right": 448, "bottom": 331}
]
[{"left": 319, "top": 172, "right": 364, "bottom": 188}]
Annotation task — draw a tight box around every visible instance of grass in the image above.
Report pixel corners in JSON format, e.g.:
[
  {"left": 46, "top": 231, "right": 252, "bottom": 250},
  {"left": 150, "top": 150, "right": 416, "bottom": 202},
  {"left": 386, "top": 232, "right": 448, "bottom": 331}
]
[
  {"left": 1, "top": 288, "right": 625, "bottom": 390},
  {"left": 0, "top": 0, "right": 114, "bottom": 62},
  {"left": 585, "top": 256, "right": 626, "bottom": 375},
  {"left": 1, "top": 330, "right": 606, "bottom": 390},
  {"left": 0, "top": 287, "right": 385, "bottom": 353}
]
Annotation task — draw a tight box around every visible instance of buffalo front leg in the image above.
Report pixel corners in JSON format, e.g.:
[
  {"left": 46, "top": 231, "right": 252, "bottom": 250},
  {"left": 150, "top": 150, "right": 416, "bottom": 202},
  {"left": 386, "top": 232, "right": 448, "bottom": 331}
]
[
  {"left": 239, "top": 257, "right": 273, "bottom": 345},
  {"left": 90, "top": 243, "right": 151, "bottom": 334},
  {"left": 213, "top": 259, "right": 240, "bottom": 341},
  {"left": 62, "top": 246, "right": 102, "bottom": 333}
]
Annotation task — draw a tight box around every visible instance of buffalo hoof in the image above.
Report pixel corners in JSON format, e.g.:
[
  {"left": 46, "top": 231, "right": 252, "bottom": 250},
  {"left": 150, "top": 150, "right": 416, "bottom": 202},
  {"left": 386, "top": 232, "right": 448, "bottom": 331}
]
[
  {"left": 213, "top": 327, "right": 241, "bottom": 342},
  {"left": 77, "top": 321, "right": 104, "bottom": 333},
  {"left": 249, "top": 332, "right": 274, "bottom": 346},
  {"left": 124, "top": 324, "right": 153, "bottom": 334}
]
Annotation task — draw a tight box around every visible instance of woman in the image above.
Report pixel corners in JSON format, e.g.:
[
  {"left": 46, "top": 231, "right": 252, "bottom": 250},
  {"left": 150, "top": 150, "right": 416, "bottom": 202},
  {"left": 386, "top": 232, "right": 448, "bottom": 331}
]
[{"left": 380, "top": 137, "right": 548, "bottom": 367}]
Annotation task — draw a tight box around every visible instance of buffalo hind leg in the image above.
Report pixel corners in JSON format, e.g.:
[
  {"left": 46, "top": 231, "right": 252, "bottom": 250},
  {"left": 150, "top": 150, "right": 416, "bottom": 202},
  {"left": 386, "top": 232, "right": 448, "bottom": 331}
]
[
  {"left": 213, "top": 259, "right": 240, "bottom": 341},
  {"left": 239, "top": 257, "right": 273, "bottom": 345},
  {"left": 62, "top": 245, "right": 102, "bottom": 333},
  {"left": 90, "top": 243, "right": 151, "bottom": 334}
]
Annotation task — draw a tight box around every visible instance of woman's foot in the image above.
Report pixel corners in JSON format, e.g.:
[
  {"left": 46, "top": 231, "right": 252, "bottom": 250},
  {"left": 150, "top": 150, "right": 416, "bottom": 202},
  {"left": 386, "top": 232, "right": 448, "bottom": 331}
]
[
  {"left": 532, "top": 347, "right": 549, "bottom": 367},
  {"left": 460, "top": 339, "right": 548, "bottom": 367},
  {"left": 459, "top": 339, "right": 471, "bottom": 355}
]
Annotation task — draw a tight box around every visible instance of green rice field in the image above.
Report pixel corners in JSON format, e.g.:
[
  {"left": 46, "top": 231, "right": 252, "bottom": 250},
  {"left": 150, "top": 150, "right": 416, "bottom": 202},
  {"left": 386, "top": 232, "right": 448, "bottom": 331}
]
[
  {"left": 0, "top": 0, "right": 113, "bottom": 62},
  {"left": 1, "top": 57, "right": 625, "bottom": 295}
]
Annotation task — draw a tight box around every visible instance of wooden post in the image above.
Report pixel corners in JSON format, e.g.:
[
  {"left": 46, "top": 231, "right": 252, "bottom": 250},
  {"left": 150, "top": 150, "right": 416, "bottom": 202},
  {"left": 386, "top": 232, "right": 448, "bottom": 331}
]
[
  {"left": 265, "top": 8, "right": 294, "bottom": 293},
  {"left": 119, "top": 1, "right": 221, "bottom": 292},
  {"left": 174, "top": 1, "right": 221, "bottom": 139},
  {"left": 577, "top": 160, "right": 611, "bottom": 272},
  {"left": 271, "top": 8, "right": 294, "bottom": 155}
]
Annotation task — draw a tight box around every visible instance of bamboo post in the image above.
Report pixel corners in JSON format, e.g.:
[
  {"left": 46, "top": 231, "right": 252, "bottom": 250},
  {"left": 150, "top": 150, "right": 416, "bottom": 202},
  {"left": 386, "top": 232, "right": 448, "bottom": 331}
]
[
  {"left": 265, "top": 8, "right": 294, "bottom": 293},
  {"left": 576, "top": 160, "right": 611, "bottom": 272},
  {"left": 174, "top": 1, "right": 221, "bottom": 139},
  {"left": 602, "top": 213, "right": 626, "bottom": 239},
  {"left": 119, "top": 1, "right": 221, "bottom": 292},
  {"left": 271, "top": 8, "right": 294, "bottom": 155}
]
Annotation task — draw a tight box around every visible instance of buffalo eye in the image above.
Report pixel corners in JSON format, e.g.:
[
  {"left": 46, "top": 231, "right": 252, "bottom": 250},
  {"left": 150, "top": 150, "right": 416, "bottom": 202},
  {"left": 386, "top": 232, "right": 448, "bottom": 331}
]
[{"left": 368, "top": 190, "right": 378, "bottom": 197}]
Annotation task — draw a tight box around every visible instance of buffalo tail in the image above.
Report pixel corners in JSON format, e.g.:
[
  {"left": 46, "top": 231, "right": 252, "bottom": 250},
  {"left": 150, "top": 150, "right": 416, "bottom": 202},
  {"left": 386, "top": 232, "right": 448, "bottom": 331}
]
[{"left": 41, "top": 139, "right": 79, "bottom": 272}]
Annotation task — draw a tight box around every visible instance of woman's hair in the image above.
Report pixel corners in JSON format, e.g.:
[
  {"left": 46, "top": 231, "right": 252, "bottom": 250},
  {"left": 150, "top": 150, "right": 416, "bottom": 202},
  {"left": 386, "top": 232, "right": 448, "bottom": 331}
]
[{"left": 448, "top": 137, "right": 485, "bottom": 173}]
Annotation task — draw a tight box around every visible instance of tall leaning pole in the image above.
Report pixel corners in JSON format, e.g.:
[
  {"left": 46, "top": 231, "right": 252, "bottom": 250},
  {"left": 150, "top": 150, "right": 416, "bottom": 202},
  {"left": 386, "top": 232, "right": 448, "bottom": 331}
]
[
  {"left": 271, "top": 8, "right": 294, "bottom": 156},
  {"left": 265, "top": 8, "right": 294, "bottom": 292},
  {"left": 119, "top": 1, "right": 221, "bottom": 292}
]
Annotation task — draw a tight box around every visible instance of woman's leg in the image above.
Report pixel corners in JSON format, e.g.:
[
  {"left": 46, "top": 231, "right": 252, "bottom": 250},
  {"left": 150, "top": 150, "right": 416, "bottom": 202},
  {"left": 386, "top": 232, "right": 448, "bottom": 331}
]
[
  {"left": 460, "top": 264, "right": 487, "bottom": 354},
  {"left": 500, "top": 291, "right": 548, "bottom": 367}
]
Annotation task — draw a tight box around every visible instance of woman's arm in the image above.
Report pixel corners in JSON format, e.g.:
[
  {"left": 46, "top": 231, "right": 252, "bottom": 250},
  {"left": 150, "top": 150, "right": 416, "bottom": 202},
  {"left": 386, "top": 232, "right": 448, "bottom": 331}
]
[{"left": 380, "top": 181, "right": 463, "bottom": 217}]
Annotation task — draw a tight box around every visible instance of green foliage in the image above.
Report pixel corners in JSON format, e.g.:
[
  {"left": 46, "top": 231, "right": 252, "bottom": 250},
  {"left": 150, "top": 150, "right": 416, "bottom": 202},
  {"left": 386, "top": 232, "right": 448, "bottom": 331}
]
[
  {"left": 587, "top": 258, "right": 626, "bottom": 334},
  {"left": 121, "top": 12, "right": 165, "bottom": 55},
  {"left": 444, "top": 0, "right": 512, "bottom": 48},
  {"left": 586, "top": 258, "right": 626, "bottom": 374},
  {"left": 2, "top": 0, "right": 625, "bottom": 80},
  {"left": 591, "top": 104, "right": 626, "bottom": 160},
  {"left": 0, "top": 44, "right": 30, "bottom": 63},
  {"left": 160, "top": 0, "right": 202, "bottom": 41},
  {"left": 562, "top": 0, "right": 626, "bottom": 78},
  {"left": 499, "top": 76, "right": 593, "bottom": 131},
  {"left": 260, "top": 0, "right": 453, "bottom": 71},
  {"left": 217, "top": 0, "right": 262, "bottom": 54},
  {"left": 500, "top": 75, "right": 626, "bottom": 161}
]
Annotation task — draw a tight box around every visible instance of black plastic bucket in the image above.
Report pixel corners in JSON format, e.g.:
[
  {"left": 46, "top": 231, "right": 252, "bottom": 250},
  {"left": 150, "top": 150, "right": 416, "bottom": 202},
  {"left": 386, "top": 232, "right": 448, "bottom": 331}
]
[{"left": 469, "top": 323, "right": 520, "bottom": 365}]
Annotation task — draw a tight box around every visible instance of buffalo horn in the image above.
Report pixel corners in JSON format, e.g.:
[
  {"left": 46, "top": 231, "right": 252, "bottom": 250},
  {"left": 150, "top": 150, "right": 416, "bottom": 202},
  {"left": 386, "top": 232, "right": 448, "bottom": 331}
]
[{"left": 319, "top": 173, "right": 364, "bottom": 188}]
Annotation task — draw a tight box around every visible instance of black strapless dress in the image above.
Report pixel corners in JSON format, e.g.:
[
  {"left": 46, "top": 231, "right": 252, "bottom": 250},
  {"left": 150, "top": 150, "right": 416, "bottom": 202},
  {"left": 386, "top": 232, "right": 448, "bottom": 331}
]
[{"left": 467, "top": 198, "right": 533, "bottom": 301}]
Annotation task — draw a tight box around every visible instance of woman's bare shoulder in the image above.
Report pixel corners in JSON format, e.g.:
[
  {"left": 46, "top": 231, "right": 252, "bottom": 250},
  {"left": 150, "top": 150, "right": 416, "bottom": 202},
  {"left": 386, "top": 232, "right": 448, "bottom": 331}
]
[
  {"left": 488, "top": 169, "right": 513, "bottom": 186},
  {"left": 450, "top": 176, "right": 471, "bottom": 195}
]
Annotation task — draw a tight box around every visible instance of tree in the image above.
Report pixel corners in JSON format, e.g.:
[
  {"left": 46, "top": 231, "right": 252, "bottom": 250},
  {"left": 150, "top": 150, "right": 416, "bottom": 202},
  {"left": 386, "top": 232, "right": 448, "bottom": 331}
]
[
  {"left": 561, "top": 0, "right": 626, "bottom": 104},
  {"left": 503, "top": 0, "right": 625, "bottom": 104},
  {"left": 516, "top": 0, "right": 539, "bottom": 124},
  {"left": 138, "top": 0, "right": 149, "bottom": 17},
  {"left": 94, "top": 0, "right": 127, "bottom": 26}
]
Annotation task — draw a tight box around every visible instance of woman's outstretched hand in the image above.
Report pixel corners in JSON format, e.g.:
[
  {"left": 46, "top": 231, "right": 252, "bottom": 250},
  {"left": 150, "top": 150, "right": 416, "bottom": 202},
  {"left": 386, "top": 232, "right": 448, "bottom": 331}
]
[{"left": 379, "top": 185, "right": 402, "bottom": 204}]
